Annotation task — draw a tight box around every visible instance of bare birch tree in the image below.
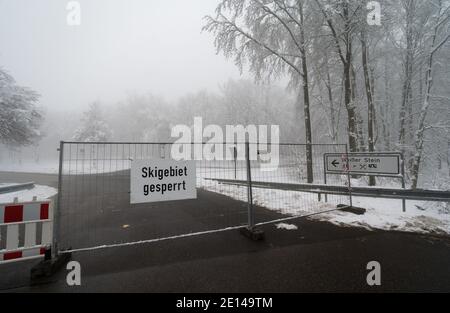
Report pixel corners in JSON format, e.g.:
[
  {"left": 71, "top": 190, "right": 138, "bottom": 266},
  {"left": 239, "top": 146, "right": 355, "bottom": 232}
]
[
  {"left": 204, "top": 0, "right": 315, "bottom": 182},
  {"left": 411, "top": 0, "right": 450, "bottom": 189},
  {"left": 313, "top": 0, "right": 364, "bottom": 152}
]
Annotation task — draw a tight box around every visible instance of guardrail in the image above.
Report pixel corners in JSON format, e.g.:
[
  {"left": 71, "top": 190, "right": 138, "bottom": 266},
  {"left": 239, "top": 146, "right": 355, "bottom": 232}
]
[{"left": 205, "top": 178, "right": 450, "bottom": 202}]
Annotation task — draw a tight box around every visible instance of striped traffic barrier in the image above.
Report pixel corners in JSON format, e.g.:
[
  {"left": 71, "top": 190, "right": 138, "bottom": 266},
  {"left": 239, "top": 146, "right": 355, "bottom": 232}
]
[{"left": 0, "top": 199, "right": 53, "bottom": 264}]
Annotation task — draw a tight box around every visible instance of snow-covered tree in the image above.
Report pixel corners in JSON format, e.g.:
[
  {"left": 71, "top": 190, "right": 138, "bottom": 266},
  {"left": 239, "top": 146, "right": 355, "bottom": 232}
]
[
  {"left": 410, "top": 0, "right": 450, "bottom": 189},
  {"left": 204, "top": 0, "right": 316, "bottom": 182},
  {"left": 0, "top": 68, "right": 43, "bottom": 146},
  {"left": 313, "top": 0, "right": 380, "bottom": 153},
  {"left": 73, "top": 102, "right": 112, "bottom": 142}
]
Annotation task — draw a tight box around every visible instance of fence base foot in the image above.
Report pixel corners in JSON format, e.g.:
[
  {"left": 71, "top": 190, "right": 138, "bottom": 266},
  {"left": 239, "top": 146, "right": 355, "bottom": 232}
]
[
  {"left": 337, "top": 204, "right": 366, "bottom": 215},
  {"left": 240, "top": 227, "right": 265, "bottom": 241},
  {"left": 30, "top": 252, "right": 72, "bottom": 285}
]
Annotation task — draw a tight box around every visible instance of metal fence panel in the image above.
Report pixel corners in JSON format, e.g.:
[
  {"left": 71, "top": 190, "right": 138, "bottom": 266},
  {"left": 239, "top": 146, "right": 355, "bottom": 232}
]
[
  {"left": 245, "top": 144, "right": 350, "bottom": 226},
  {"left": 56, "top": 142, "right": 349, "bottom": 253}
]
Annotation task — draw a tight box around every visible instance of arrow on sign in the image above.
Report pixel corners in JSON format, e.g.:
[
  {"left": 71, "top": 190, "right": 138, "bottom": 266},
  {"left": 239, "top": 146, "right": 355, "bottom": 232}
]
[{"left": 331, "top": 160, "right": 340, "bottom": 168}]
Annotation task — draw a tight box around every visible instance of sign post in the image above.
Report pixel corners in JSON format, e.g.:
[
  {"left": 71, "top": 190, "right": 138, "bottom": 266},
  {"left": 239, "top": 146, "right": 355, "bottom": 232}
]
[
  {"left": 344, "top": 147, "right": 353, "bottom": 208},
  {"left": 130, "top": 159, "right": 197, "bottom": 204}
]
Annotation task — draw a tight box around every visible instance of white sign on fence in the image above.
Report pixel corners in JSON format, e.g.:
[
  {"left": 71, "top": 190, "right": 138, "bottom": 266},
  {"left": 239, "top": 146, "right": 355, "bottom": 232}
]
[
  {"left": 325, "top": 153, "right": 401, "bottom": 176},
  {"left": 130, "top": 159, "right": 197, "bottom": 204}
]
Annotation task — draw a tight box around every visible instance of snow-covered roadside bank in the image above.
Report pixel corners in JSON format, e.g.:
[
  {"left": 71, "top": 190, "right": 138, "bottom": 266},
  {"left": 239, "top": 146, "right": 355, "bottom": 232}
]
[
  {"left": 310, "top": 197, "right": 450, "bottom": 236},
  {"left": 0, "top": 185, "right": 58, "bottom": 203},
  {"left": 200, "top": 178, "right": 450, "bottom": 236},
  {"left": 199, "top": 177, "right": 337, "bottom": 216}
]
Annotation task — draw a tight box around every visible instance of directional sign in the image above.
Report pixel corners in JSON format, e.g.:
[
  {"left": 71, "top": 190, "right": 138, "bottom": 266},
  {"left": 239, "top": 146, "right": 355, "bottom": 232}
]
[
  {"left": 130, "top": 159, "right": 197, "bottom": 204},
  {"left": 325, "top": 153, "right": 401, "bottom": 176}
]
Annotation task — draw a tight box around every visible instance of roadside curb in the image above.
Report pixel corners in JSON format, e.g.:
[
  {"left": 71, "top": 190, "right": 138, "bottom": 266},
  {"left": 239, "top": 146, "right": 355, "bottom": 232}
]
[{"left": 0, "top": 182, "right": 35, "bottom": 194}]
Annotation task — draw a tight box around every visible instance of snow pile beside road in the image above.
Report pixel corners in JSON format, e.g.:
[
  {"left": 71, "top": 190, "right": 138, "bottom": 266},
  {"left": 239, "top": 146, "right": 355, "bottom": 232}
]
[
  {"left": 199, "top": 177, "right": 335, "bottom": 216},
  {"left": 311, "top": 197, "right": 450, "bottom": 235},
  {"left": 276, "top": 223, "right": 298, "bottom": 230},
  {"left": 0, "top": 185, "right": 58, "bottom": 203},
  {"left": 200, "top": 177, "right": 450, "bottom": 236}
]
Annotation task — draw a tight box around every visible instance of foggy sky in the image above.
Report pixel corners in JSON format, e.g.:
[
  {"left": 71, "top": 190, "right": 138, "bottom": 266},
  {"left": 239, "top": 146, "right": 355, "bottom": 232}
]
[{"left": 0, "top": 0, "right": 246, "bottom": 111}]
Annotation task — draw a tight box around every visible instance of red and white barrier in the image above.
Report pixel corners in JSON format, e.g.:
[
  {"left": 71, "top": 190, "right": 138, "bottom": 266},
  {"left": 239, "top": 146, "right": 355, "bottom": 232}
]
[{"left": 0, "top": 200, "right": 53, "bottom": 264}]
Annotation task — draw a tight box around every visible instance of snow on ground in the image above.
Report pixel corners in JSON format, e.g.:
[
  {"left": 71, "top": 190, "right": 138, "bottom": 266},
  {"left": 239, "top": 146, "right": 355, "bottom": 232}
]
[
  {"left": 199, "top": 176, "right": 450, "bottom": 236},
  {"left": 311, "top": 197, "right": 450, "bottom": 236},
  {"left": 276, "top": 223, "right": 298, "bottom": 230},
  {"left": 0, "top": 185, "right": 58, "bottom": 203},
  {"left": 199, "top": 177, "right": 336, "bottom": 216}
]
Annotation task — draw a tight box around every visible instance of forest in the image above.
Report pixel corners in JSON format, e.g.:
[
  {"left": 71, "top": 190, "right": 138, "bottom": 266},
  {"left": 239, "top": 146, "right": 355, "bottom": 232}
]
[{"left": 0, "top": 0, "right": 449, "bottom": 190}]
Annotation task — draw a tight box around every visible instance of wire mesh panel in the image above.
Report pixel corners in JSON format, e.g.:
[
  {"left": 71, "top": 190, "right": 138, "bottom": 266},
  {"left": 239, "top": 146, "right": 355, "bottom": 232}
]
[
  {"left": 245, "top": 144, "right": 351, "bottom": 225},
  {"left": 57, "top": 142, "right": 349, "bottom": 252},
  {"left": 57, "top": 142, "right": 251, "bottom": 252}
]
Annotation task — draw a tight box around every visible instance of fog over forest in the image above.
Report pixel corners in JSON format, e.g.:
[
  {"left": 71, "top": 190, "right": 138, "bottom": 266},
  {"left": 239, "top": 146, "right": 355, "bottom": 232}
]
[{"left": 1, "top": 0, "right": 449, "bottom": 190}]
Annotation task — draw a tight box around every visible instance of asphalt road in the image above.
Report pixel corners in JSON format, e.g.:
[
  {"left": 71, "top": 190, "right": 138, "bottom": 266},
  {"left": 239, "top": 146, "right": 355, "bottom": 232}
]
[{"left": 1, "top": 171, "right": 450, "bottom": 292}]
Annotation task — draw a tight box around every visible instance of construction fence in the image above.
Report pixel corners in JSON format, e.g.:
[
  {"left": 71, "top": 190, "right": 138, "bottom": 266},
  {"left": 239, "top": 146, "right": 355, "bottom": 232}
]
[{"left": 55, "top": 142, "right": 351, "bottom": 253}]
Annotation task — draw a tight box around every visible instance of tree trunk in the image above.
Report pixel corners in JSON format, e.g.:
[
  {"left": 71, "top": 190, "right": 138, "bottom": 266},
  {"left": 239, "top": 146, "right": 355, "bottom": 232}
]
[
  {"left": 448, "top": 141, "right": 450, "bottom": 177},
  {"left": 411, "top": 7, "right": 445, "bottom": 189},
  {"left": 299, "top": 1, "right": 314, "bottom": 183},
  {"left": 398, "top": 0, "right": 415, "bottom": 161},
  {"left": 361, "top": 28, "right": 376, "bottom": 186},
  {"left": 319, "top": 0, "right": 358, "bottom": 152},
  {"left": 381, "top": 59, "right": 391, "bottom": 151},
  {"left": 303, "top": 69, "right": 314, "bottom": 184},
  {"left": 344, "top": 64, "right": 358, "bottom": 153},
  {"left": 343, "top": 3, "right": 358, "bottom": 153},
  {"left": 326, "top": 59, "right": 337, "bottom": 143},
  {"left": 351, "top": 65, "right": 366, "bottom": 152}
]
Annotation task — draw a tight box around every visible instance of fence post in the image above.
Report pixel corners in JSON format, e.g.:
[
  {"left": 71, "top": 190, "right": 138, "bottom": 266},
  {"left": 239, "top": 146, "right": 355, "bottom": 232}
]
[
  {"left": 234, "top": 146, "right": 237, "bottom": 180},
  {"left": 54, "top": 141, "right": 64, "bottom": 257},
  {"left": 401, "top": 153, "right": 406, "bottom": 212},
  {"left": 245, "top": 141, "right": 254, "bottom": 229},
  {"left": 345, "top": 145, "right": 353, "bottom": 208},
  {"left": 240, "top": 141, "right": 264, "bottom": 241},
  {"left": 323, "top": 154, "right": 328, "bottom": 203},
  {"left": 31, "top": 144, "right": 71, "bottom": 282}
]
